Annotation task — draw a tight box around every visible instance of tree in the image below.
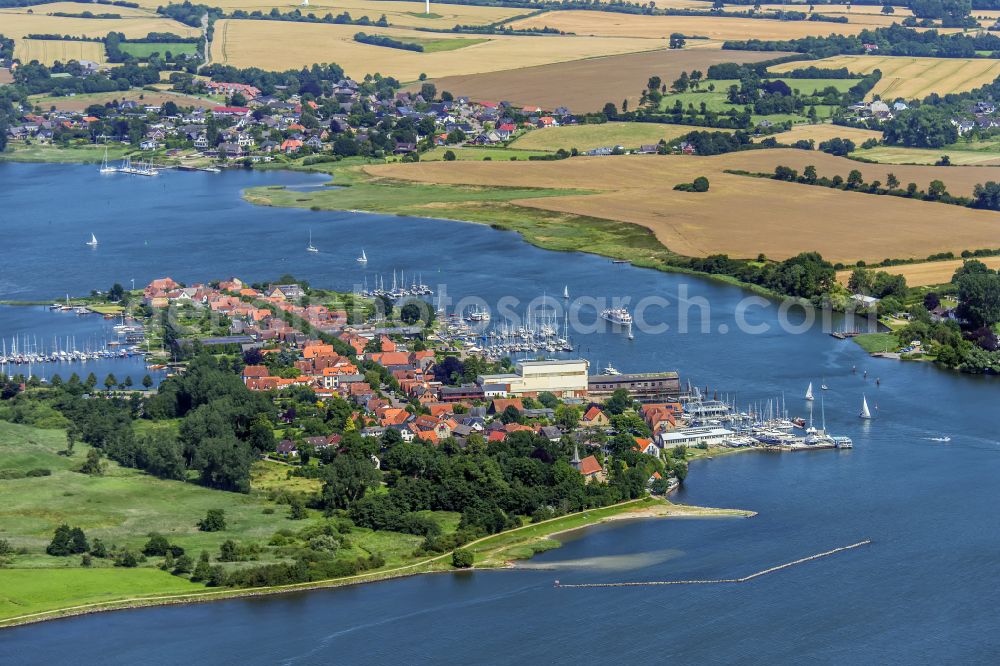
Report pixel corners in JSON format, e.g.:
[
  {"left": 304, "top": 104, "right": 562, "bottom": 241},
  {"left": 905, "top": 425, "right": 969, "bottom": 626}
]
[
  {"left": 452, "top": 548, "right": 474, "bottom": 568},
  {"left": 847, "top": 268, "right": 874, "bottom": 295},
  {"left": 956, "top": 271, "right": 1000, "bottom": 329},
  {"left": 90, "top": 538, "right": 108, "bottom": 558},
  {"left": 927, "top": 180, "right": 948, "bottom": 200},
  {"left": 672, "top": 71, "right": 689, "bottom": 92},
  {"left": 886, "top": 172, "right": 900, "bottom": 190},
  {"left": 191, "top": 551, "right": 211, "bottom": 581},
  {"left": 198, "top": 508, "right": 227, "bottom": 532},
  {"left": 143, "top": 533, "right": 171, "bottom": 556},
  {"left": 602, "top": 102, "right": 617, "bottom": 119},
  {"left": 420, "top": 82, "right": 437, "bottom": 101},
  {"left": 142, "top": 374, "right": 153, "bottom": 389},
  {"left": 288, "top": 497, "right": 308, "bottom": 520},
  {"left": 691, "top": 176, "right": 710, "bottom": 192},
  {"left": 846, "top": 169, "right": 864, "bottom": 189},
  {"left": 104, "top": 373, "right": 118, "bottom": 391},
  {"left": 972, "top": 181, "right": 1000, "bottom": 210},
  {"left": 647, "top": 76, "right": 661, "bottom": 91},
  {"left": 555, "top": 404, "right": 581, "bottom": 431},
  {"left": 882, "top": 1, "right": 894, "bottom": 14},
  {"left": 320, "top": 453, "right": 381, "bottom": 510},
  {"left": 802, "top": 165, "right": 818, "bottom": 184},
  {"left": 604, "top": 388, "right": 632, "bottom": 415},
  {"left": 79, "top": 448, "right": 105, "bottom": 476},
  {"left": 442, "top": 150, "right": 456, "bottom": 162},
  {"left": 669, "top": 33, "right": 686, "bottom": 49},
  {"left": 173, "top": 554, "right": 193, "bottom": 575},
  {"left": 47, "top": 524, "right": 87, "bottom": 556}
]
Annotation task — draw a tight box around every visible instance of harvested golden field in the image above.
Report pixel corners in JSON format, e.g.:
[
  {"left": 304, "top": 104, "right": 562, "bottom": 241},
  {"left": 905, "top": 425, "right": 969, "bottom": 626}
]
[
  {"left": 0, "top": 11, "right": 199, "bottom": 39},
  {"left": 853, "top": 145, "right": 1000, "bottom": 166},
  {"left": 836, "top": 257, "right": 1000, "bottom": 287},
  {"left": 770, "top": 55, "right": 1000, "bottom": 100},
  {"left": 211, "top": 19, "right": 665, "bottom": 79},
  {"left": 365, "top": 149, "right": 1000, "bottom": 262},
  {"left": 1, "top": 2, "right": 155, "bottom": 16},
  {"left": 511, "top": 122, "right": 709, "bottom": 151},
  {"left": 506, "top": 10, "right": 872, "bottom": 40},
  {"left": 762, "top": 123, "right": 883, "bottom": 146},
  {"left": 421, "top": 49, "right": 789, "bottom": 112},
  {"left": 133, "top": 0, "right": 521, "bottom": 28},
  {"left": 13, "top": 38, "right": 106, "bottom": 66}
]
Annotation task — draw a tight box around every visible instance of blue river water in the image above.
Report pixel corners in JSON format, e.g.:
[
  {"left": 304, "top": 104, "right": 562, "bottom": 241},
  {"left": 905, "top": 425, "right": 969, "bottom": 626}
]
[{"left": 2, "top": 163, "right": 999, "bottom": 664}]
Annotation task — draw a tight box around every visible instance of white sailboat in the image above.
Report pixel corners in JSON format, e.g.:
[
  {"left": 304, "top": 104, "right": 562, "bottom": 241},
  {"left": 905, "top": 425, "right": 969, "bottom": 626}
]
[
  {"left": 99, "top": 146, "right": 116, "bottom": 174},
  {"left": 859, "top": 395, "right": 872, "bottom": 420},
  {"left": 307, "top": 229, "right": 318, "bottom": 253},
  {"left": 357, "top": 248, "right": 367, "bottom": 263},
  {"left": 805, "top": 382, "right": 814, "bottom": 401},
  {"left": 86, "top": 233, "right": 98, "bottom": 247},
  {"left": 563, "top": 285, "right": 569, "bottom": 299}
]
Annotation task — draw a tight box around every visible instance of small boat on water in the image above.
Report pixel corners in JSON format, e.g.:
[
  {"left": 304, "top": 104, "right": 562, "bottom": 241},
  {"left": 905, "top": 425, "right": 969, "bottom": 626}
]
[
  {"left": 603, "top": 363, "right": 621, "bottom": 376},
  {"left": 563, "top": 285, "right": 569, "bottom": 299},
  {"left": 805, "top": 382, "right": 814, "bottom": 401},
  {"left": 860, "top": 395, "right": 872, "bottom": 420},
  {"left": 307, "top": 229, "right": 318, "bottom": 253},
  {"left": 99, "top": 146, "right": 116, "bottom": 174},
  {"left": 86, "top": 233, "right": 98, "bottom": 247},
  {"left": 357, "top": 248, "right": 367, "bottom": 263}
]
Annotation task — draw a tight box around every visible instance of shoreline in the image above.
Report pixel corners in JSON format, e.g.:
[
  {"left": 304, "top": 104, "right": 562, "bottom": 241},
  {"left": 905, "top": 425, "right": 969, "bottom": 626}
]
[{"left": 0, "top": 497, "right": 751, "bottom": 630}]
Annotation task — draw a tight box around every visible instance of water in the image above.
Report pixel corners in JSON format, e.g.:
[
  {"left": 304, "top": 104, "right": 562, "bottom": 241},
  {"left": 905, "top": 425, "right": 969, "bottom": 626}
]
[{"left": 2, "top": 163, "right": 999, "bottom": 663}]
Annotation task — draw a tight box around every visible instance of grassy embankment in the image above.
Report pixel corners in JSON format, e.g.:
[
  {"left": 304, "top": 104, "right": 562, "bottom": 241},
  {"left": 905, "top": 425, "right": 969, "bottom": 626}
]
[
  {"left": 0, "top": 143, "right": 130, "bottom": 164},
  {"left": 0, "top": 419, "right": 748, "bottom": 627}
]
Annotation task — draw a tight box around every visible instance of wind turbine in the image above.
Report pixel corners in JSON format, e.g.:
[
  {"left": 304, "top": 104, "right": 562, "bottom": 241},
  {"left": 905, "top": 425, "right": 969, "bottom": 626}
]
[{"left": 426, "top": 0, "right": 430, "bottom": 14}]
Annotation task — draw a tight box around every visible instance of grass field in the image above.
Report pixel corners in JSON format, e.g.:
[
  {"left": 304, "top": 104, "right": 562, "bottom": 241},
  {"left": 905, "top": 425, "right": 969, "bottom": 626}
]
[
  {"left": 358, "top": 149, "right": 1000, "bottom": 263},
  {"left": 658, "top": 77, "right": 850, "bottom": 120},
  {"left": 763, "top": 123, "right": 883, "bottom": 146},
  {"left": 418, "top": 146, "right": 553, "bottom": 161},
  {"left": 0, "top": 10, "right": 199, "bottom": 39},
  {"left": 0, "top": 142, "right": 131, "bottom": 163},
  {"left": 28, "top": 90, "right": 215, "bottom": 112},
  {"left": 852, "top": 332, "right": 900, "bottom": 354},
  {"left": 506, "top": 10, "right": 875, "bottom": 40},
  {"left": 770, "top": 55, "right": 1000, "bottom": 100},
  {"left": 419, "top": 49, "right": 790, "bottom": 113},
  {"left": 13, "top": 38, "right": 106, "bottom": 66},
  {"left": 837, "top": 256, "right": 1000, "bottom": 287},
  {"left": 211, "top": 19, "right": 666, "bottom": 79},
  {"left": 511, "top": 122, "right": 703, "bottom": 152},
  {"left": 118, "top": 41, "right": 199, "bottom": 58},
  {"left": 853, "top": 145, "right": 1000, "bottom": 166}
]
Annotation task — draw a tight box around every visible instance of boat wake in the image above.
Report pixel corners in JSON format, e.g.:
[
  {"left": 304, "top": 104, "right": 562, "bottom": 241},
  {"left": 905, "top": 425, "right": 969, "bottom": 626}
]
[{"left": 925, "top": 436, "right": 952, "bottom": 443}]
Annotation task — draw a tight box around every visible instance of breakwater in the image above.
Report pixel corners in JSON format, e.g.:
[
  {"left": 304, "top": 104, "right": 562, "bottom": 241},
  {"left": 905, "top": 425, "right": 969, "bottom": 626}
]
[{"left": 554, "top": 539, "right": 872, "bottom": 588}]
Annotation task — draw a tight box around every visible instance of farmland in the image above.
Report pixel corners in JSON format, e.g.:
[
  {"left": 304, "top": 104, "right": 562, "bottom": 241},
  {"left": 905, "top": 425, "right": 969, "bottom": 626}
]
[
  {"left": 129, "top": 0, "right": 523, "bottom": 28},
  {"left": 27, "top": 89, "right": 216, "bottom": 112},
  {"left": 211, "top": 19, "right": 667, "bottom": 79},
  {"left": 506, "top": 10, "right": 875, "bottom": 41},
  {"left": 656, "top": 77, "right": 851, "bottom": 121},
  {"left": 0, "top": 10, "right": 199, "bottom": 39},
  {"left": 419, "top": 49, "right": 790, "bottom": 113},
  {"left": 853, "top": 145, "right": 1000, "bottom": 166},
  {"left": 357, "top": 149, "right": 1000, "bottom": 263},
  {"left": 118, "top": 42, "right": 199, "bottom": 58},
  {"left": 836, "top": 256, "right": 1000, "bottom": 287},
  {"left": 13, "top": 38, "right": 106, "bottom": 66},
  {"left": 0, "top": 2, "right": 157, "bottom": 17},
  {"left": 769, "top": 56, "right": 1000, "bottom": 100},
  {"left": 762, "top": 123, "right": 883, "bottom": 146},
  {"left": 510, "top": 122, "right": 704, "bottom": 152}
]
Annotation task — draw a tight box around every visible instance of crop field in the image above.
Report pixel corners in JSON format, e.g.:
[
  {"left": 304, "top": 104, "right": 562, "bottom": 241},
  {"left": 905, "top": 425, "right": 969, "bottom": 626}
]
[
  {"left": 770, "top": 55, "right": 1000, "bottom": 100},
  {"left": 211, "top": 19, "right": 666, "bottom": 79},
  {"left": 1, "top": 2, "right": 157, "bottom": 17},
  {"left": 0, "top": 11, "right": 199, "bottom": 39},
  {"left": 658, "top": 77, "right": 851, "bottom": 118},
  {"left": 837, "top": 256, "right": 1000, "bottom": 287},
  {"left": 505, "top": 10, "right": 873, "bottom": 41},
  {"left": 118, "top": 41, "right": 199, "bottom": 58},
  {"left": 13, "top": 38, "right": 106, "bottom": 66},
  {"left": 763, "top": 123, "right": 883, "bottom": 146},
  {"left": 365, "top": 149, "right": 1000, "bottom": 263},
  {"left": 29, "top": 89, "right": 215, "bottom": 112},
  {"left": 130, "top": 0, "right": 523, "bottom": 28},
  {"left": 510, "top": 122, "right": 707, "bottom": 152},
  {"left": 419, "top": 49, "right": 789, "bottom": 113},
  {"left": 418, "top": 146, "right": 553, "bottom": 161},
  {"left": 852, "top": 145, "right": 1000, "bottom": 166}
]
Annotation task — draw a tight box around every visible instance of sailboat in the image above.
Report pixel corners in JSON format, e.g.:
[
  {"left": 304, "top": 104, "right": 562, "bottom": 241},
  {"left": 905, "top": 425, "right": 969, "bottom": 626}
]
[
  {"left": 805, "top": 382, "right": 814, "bottom": 401},
  {"left": 86, "top": 233, "right": 98, "bottom": 247},
  {"left": 99, "top": 146, "right": 116, "bottom": 174},
  {"left": 357, "top": 248, "right": 367, "bottom": 263},
  {"left": 563, "top": 285, "right": 569, "bottom": 299},
  {"left": 307, "top": 229, "right": 318, "bottom": 253},
  {"left": 859, "top": 395, "right": 872, "bottom": 420}
]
